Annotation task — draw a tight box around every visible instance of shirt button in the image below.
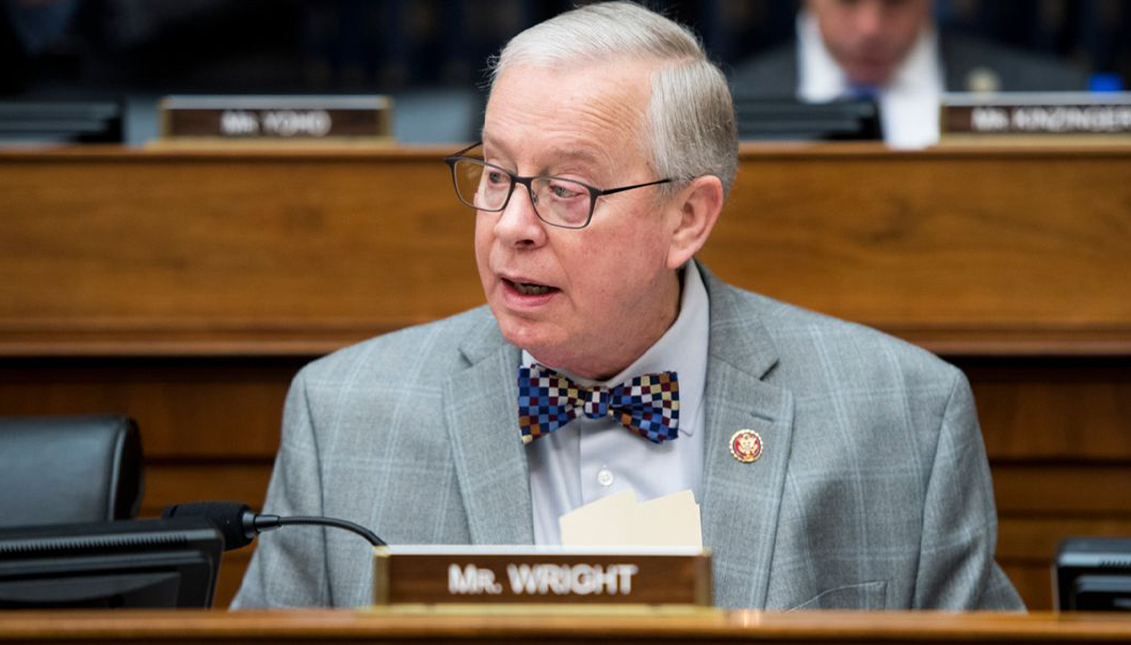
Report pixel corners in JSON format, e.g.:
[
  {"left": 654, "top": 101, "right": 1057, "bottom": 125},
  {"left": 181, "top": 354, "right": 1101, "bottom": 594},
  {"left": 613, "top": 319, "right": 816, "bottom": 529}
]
[{"left": 597, "top": 468, "right": 614, "bottom": 487}]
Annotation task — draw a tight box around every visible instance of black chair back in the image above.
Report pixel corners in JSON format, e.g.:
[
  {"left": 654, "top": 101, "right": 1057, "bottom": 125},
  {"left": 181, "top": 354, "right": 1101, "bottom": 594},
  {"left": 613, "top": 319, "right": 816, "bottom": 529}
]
[{"left": 0, "top": 415, "right": 143, "bottom": 526}]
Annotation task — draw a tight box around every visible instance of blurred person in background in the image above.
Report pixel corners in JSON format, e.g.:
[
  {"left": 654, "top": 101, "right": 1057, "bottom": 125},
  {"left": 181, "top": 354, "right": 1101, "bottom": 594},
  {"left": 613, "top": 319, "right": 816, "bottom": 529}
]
[
  {"left": 0, "top": 0, "right": 80, "bottom": 93},
  {"left": 731, "top": 0, "right": 1088, "bottom": 147}
]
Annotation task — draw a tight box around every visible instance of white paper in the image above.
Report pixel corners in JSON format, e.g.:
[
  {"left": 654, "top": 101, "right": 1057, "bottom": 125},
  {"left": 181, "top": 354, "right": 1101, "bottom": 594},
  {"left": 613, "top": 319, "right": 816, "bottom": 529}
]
[{"left": 559, "top": 489, "right": 702, "bottom": 549}]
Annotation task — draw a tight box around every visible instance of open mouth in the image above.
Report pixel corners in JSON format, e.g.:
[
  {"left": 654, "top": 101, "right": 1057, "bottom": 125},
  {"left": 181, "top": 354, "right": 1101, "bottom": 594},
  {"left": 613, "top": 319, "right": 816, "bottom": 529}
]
[{"left": 503, "top": 278, "right": 559, "bottom": 296}]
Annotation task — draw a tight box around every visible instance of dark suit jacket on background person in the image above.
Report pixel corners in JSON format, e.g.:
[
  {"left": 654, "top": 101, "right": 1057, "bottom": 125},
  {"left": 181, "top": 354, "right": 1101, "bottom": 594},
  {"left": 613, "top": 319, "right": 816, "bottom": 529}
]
[
  {"left": 731, "top": 33, "right": 1089, "bottom": 97},
  {"left": 231, "top": 262, "right": 1024, "bottom": 611}
]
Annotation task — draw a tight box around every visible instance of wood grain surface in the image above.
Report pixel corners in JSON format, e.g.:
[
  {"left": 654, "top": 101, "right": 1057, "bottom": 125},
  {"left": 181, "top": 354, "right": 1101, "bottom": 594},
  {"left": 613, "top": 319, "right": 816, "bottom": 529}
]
[
  {"left": 1, "top": 610, "right": 1131, "bottom": 645},
  {"left": 2, "top": 144, "right": 1129, "bottom": 354}
]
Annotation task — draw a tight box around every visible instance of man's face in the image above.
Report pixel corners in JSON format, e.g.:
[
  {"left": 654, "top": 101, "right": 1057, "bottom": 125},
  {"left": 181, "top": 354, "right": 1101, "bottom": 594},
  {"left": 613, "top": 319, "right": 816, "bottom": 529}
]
[
  {"left": 475, "top": 59, "right": 683, "bottom": 380},
  {"left": 808, "top": 0, "right": 932, "bottom": 86}
]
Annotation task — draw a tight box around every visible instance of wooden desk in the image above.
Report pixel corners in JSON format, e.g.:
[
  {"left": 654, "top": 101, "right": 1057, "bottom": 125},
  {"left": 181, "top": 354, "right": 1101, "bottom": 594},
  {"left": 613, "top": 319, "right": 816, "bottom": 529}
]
[
  {"left": 1, "top": 144, "right": 1129, "bottom": 610},
  {"left": 1, "top": 610, "right": 1130, "bottom": 645}
]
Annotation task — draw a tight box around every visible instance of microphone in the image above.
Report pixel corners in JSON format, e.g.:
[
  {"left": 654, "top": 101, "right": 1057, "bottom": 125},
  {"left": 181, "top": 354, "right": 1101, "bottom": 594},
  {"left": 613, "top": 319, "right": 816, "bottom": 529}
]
[{"left": 161, "top": 501, "right": 386, "bottom": 551}]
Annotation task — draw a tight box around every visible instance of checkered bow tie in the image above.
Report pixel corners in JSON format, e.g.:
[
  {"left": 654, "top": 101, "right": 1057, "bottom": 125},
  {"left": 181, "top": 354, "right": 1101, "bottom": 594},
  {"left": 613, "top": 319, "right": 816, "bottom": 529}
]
[{"left": 517, "top": 364, "right": 679, "bottom": 445}]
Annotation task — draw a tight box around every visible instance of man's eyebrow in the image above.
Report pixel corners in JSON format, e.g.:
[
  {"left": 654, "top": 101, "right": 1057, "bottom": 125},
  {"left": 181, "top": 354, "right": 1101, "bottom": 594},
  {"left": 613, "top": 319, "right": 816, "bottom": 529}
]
[
  {"left": 552, "top": 148, "right": 602, "bottom": 166},
  {"left": 482, "top": 136, "right": 606, "bottom": 173},
  {"left": 481, "top": 134, "right": 510, "bottom": 158}
]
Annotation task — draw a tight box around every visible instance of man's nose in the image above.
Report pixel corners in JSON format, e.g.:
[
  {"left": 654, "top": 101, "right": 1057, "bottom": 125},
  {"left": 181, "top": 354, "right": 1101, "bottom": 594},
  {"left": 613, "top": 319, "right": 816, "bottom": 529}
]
[
  {"left": 854, "top": 1, "right": 885, "bottom": 38},
  {"left": 493, "top": 183, "right": 546, "bottom": 247}
]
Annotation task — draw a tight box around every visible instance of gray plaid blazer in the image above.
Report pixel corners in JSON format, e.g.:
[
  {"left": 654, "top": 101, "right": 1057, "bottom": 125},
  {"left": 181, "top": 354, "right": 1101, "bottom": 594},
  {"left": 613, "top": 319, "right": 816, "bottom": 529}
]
[{"left": 232, "top": 263, "right": 1023, "bottom": 611}]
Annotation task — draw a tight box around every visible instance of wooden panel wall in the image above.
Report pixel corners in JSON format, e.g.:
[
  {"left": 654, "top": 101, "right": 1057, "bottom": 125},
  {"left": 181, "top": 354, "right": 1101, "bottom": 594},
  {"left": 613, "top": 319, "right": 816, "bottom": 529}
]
[
  {"left": 963, "top": 356, "right": 1131, "bottom": 609},
  {"left": 1, "top": 144, "right": 1129, "bottom": 609},
  {"left": 3, "top": 145, "right": 1130, "bottom": 355}
]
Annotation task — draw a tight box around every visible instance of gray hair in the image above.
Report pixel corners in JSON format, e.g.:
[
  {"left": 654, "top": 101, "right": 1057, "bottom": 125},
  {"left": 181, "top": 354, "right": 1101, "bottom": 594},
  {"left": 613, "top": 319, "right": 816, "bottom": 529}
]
[{"left": 487, "top": 1, "right": 738, "bottom": 199}]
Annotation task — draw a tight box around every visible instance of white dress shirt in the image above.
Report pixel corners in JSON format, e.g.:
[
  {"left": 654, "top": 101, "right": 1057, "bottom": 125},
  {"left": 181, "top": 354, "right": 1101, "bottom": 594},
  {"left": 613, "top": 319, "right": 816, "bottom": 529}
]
[
  {"left": 797, "top": 10, "right": 945, "bottom": 149},
  {"left": 524, "top": 261, "right": 709, "bottom": 545}
]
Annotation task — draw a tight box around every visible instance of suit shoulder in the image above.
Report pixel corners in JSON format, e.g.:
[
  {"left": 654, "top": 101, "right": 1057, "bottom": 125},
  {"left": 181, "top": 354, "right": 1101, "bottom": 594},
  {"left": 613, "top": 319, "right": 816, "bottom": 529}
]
[
  {"left": 942, "top": 34, "right": 1088, "bottom": 92},
  {"left": 723, "top": 285, "right": 960, "bottom": 384},
  {"left": 297, "top": 306, "right": 496, "bottom": 385}
]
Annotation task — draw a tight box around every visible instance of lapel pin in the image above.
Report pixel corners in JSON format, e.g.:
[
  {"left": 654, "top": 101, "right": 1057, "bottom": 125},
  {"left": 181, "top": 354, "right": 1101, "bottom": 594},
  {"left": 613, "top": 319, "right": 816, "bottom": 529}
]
[{"left": 730, "top": 429, "right": 763, "bottom": 463}]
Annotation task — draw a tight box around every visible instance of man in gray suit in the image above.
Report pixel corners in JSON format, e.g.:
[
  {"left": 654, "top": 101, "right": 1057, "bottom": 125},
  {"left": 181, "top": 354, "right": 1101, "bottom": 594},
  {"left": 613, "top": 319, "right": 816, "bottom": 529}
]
[
  {"left": 731, "top": 0, "right": 1088, "bottom": 147},
  {"left": 234, "top": 1, "right": 1023, "bottom": 611}
]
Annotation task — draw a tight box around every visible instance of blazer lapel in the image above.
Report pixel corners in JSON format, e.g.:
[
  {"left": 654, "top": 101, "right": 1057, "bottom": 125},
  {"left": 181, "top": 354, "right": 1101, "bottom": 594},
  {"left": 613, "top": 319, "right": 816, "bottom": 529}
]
[
  {"left": 437, "top": 264, "right": 797, "bottom": 584},
  {"left": 442, "top": 317, "right": 534, "bottom": 545},
  {"left": 699, "top": 266, "right": 796, "bottom": 609}
]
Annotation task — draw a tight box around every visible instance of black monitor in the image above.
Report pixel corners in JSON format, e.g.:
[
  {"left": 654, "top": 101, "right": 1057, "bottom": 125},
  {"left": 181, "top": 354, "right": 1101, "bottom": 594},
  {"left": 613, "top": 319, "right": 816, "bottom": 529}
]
[
  {"left": 1055, "top": 537, "right": 1131, "bottom": 612},
  {"left": 731, "top": 96, "right": 884, "bottom": 141},
  {"left": 0, "top": 517, "right": 223, "bottom": 609},
  {"left": 0, "top": 100, "right": 124, "bottom": 145}
]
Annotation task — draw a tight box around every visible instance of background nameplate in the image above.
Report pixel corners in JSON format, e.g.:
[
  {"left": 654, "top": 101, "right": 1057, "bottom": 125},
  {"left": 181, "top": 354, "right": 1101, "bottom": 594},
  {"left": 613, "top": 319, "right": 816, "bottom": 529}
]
[
  {"left": 941, "top": 92, "right": 1131, "bottom": 139},
  {"left": 160, "top": 95, "right": 392, "bottom": 141}
]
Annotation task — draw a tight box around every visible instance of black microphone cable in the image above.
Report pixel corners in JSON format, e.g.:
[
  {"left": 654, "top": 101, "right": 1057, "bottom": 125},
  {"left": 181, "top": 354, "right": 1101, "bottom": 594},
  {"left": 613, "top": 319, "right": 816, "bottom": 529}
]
[
  {"left": 254, "top": 513, "right": 385, "bottom": 547},
  {"left": 162, "top": 501, "right": 386, "bottom": 551}
]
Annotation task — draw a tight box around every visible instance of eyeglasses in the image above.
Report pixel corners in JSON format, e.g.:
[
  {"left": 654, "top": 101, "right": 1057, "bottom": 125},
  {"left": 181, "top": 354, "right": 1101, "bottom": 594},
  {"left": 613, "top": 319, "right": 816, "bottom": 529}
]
[{"left": 443, "top": 142, "right": 674, "bottom": 229}]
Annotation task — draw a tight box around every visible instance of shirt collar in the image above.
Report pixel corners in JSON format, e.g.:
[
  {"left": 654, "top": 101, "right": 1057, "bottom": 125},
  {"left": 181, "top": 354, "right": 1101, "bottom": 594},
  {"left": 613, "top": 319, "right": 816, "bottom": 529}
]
[
  {"left": 890, "top": 21, "right": 941, "bottom": 95},
  {"left": 522, "top": 261, "right": 710, "bottom": 437}
]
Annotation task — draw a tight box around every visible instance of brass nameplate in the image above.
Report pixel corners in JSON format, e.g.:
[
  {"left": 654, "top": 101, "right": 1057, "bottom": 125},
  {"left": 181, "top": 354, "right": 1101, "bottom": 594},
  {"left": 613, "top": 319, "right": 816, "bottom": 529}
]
[
  {"left": 941, "top": 92, "right": 1131, "bottom": 138},
  {"left": 160, "top": 95, "right": 392, "bottom": 141},
  {"left": 373, "top": 546, "right": 711, "bottom": 607}
]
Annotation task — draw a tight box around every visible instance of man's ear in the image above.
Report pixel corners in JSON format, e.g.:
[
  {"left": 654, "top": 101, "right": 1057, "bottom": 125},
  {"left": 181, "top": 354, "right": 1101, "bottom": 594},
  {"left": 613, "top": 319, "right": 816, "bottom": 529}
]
[{"left": 666, "top": 175, "right": 725, "bottom": 270}]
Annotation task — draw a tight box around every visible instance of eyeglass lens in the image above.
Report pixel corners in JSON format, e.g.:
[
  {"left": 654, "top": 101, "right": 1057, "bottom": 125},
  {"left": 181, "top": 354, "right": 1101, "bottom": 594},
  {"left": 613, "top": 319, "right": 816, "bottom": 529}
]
[{"left": 452, "top": 159, "right": 592, "bottom": 228}]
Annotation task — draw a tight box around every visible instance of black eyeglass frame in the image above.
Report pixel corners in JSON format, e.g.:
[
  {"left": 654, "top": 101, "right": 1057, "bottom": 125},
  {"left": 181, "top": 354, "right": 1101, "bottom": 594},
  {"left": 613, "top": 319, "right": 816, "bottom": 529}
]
[{"left": 443, "top": 142, "right": 675, "bottom": 229}]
